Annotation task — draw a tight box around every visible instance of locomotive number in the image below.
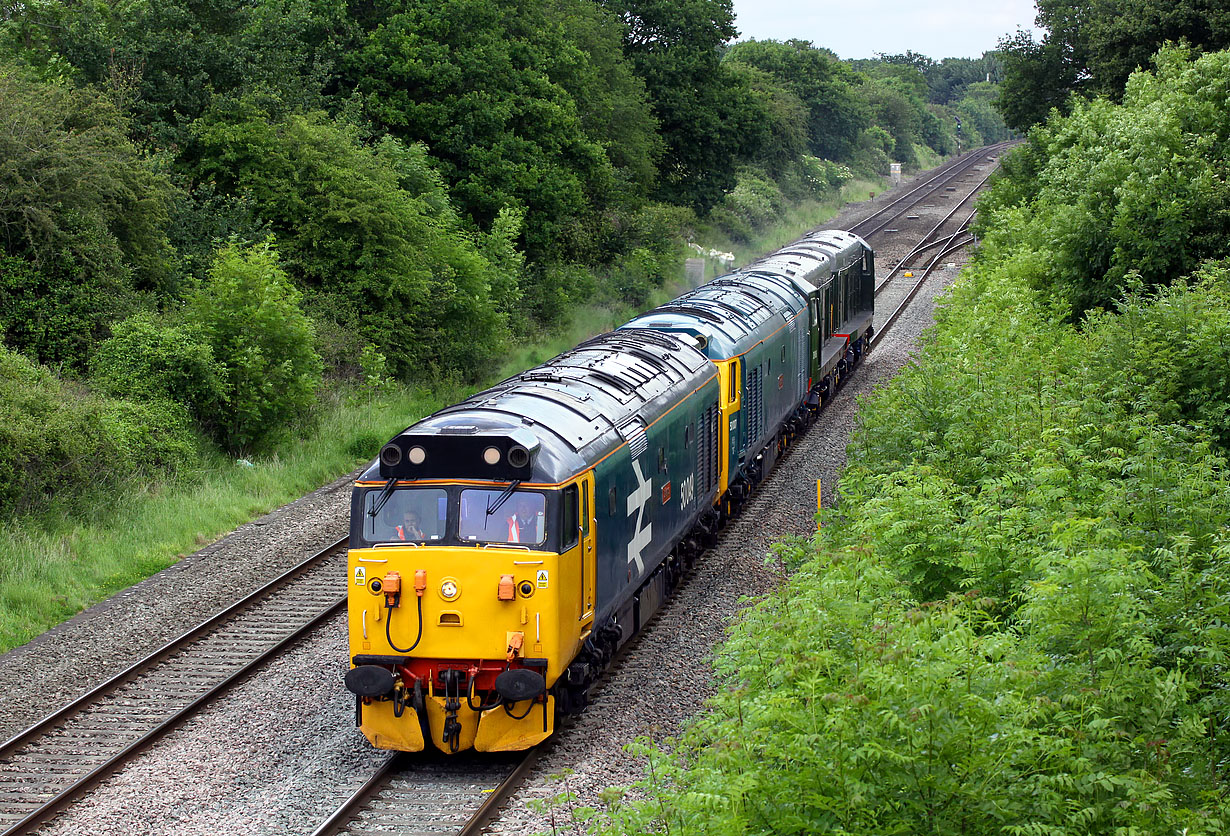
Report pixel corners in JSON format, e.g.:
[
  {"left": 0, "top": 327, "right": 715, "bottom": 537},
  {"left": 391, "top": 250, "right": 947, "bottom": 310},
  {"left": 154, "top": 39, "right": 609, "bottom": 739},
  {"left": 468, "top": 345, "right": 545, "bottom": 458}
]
[{"left": 680, "top": 473, "right": 695, "bottom": 508}]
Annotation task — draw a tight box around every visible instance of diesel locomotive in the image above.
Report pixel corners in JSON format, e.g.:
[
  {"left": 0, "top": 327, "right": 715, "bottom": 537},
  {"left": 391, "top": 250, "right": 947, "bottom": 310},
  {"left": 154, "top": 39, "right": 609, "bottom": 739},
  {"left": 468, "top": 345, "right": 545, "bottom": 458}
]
[{"left": 344, "top": 229, "right": 874, "bottom": 753}]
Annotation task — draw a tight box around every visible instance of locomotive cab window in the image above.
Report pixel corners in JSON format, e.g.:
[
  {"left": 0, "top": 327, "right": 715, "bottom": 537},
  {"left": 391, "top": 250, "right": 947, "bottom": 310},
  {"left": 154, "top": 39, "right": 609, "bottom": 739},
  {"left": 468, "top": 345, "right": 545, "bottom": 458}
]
[
  {"left": 459, "top": 488, "right": 546, "bottom": 546},
  {"left": 561, "top": 485, "right": 579, "bottom": 550},
  {"left": 364, "top": 487, "right": 446, "bottom": 543}
]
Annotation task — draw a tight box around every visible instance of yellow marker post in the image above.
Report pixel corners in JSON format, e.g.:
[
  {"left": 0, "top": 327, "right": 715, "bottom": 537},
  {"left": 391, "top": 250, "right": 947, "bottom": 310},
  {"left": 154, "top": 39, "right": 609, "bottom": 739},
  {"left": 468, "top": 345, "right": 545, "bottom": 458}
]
[{"left": 816, "top": 478, "right": 822, "bottom": 529}]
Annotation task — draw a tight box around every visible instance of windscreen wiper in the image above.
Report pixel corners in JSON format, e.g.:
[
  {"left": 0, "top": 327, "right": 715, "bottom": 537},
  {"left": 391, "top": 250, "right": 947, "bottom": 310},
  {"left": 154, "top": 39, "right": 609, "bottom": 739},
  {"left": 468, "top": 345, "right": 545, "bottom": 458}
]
[
  {"left": 485, "top": 480, "right": 521, "bottom": 517},
  {"left": 367, "top": 477, "right": 398, "bottom": 518}
]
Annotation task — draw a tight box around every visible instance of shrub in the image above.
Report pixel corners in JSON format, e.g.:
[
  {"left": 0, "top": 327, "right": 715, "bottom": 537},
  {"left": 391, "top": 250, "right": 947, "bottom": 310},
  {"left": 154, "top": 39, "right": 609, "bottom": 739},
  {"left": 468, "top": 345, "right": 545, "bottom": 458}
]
[
  {"left": 90, "top": 311, "right": 227, "bottom": 418},
  {"left": 186, "top": 239, "right": 322, "bottom": 452},
  {"left": 1085, "top": 265, "right": 1230, "bottom": 452},
  {"left": 0, "top": 62, "right": 176, "bottom": 368},
  {"left": 0, "top": 345, "right": 199, "bottom": 516},
  {"left": 188, "top": 104, "right": 515, "bottom": 380},
  {"left": 712, "top": 167, "right": 786, "bottom": 242}
]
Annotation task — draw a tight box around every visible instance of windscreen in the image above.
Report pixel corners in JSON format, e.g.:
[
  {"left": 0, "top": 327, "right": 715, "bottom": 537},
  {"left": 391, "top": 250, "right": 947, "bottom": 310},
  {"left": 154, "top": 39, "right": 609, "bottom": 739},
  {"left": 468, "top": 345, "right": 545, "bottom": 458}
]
[
  {"left": 363, "top": 488, "right": 447, "bottom": 542},
  {"left": 459, "top": 489, "right": 546, "bottom": 545}
]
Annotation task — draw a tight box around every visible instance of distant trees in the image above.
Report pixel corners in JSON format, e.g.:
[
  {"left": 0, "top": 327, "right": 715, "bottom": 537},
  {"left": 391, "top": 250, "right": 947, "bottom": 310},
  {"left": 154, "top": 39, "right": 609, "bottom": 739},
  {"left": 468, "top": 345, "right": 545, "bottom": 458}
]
[
  {"left": 977, "top": 47, "right": 1230, "bottom": 316},
  {"left": 996, "top": 0, "right": 1230, "bottom": 130}
]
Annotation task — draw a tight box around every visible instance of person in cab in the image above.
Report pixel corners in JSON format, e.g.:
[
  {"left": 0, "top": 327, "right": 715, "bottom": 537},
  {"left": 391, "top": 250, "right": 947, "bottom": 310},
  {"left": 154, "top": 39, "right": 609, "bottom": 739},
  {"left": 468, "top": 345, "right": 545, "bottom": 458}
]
[
  {"left": 397, "top": 510, "right": 424, "bottom": 541},
  {"left": 507, "top": 496, "right": 543, "bottom": 544}
]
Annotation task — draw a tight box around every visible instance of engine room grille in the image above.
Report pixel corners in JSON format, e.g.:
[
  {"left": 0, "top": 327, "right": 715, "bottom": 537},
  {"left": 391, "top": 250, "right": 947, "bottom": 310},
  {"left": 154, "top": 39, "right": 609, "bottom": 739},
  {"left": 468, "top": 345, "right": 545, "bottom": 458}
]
[
  {"left": 618, "top": 419, "right": 648, "bottom": 460},
  {"left": 697, "top": 403, "right": 719, "bottom": 498},
  {"left": 797, "top": 317, "right": 807, "bottom": 398},
  {"left": 744, "top": 365, "right": 763, "bottom": 453}
]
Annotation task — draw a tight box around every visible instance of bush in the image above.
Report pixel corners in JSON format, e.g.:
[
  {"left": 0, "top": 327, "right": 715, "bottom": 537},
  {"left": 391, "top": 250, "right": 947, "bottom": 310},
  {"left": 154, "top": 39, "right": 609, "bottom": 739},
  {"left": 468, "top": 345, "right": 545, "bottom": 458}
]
[
  {"left": 0, "top": 345, "right": 199, "bottom": 516},
  {"left": 189, "top": 104, "right": 515, "bottom": 380},
  {"left": 186, "top": 239, "right": 322, "bottom": 452},
  {"left": 90, "top": 312, "right": 227, "bottom": 418},
  {"left": 974, "top": 48, "right": 1230, "bottom": 317},
  {"left": 0, "top": 63, "right": 176, "bottom": 369},
  {"left": 576, "top": 54, "right": 1230, "bottom": 833},
  {"left": 712, "top": 167, "right": 786, "bottom": 242},
  {"left": 1085, "top": 264, "right": 1230, "bottom": 453}
]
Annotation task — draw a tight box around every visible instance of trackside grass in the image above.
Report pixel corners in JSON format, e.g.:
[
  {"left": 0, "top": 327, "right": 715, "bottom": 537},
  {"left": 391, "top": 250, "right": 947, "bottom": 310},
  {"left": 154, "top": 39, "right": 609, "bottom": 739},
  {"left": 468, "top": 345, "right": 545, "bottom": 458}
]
[{"left": 0, "top": 387, "right": 445, "bottom": 651}]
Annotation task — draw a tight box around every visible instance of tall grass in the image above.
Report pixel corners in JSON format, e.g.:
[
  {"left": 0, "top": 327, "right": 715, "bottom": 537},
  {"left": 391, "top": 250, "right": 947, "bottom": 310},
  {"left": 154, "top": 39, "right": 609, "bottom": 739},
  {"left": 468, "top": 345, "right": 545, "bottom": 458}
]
[{"left": 0, "top": 386, "right": 446, "bottom": 650}]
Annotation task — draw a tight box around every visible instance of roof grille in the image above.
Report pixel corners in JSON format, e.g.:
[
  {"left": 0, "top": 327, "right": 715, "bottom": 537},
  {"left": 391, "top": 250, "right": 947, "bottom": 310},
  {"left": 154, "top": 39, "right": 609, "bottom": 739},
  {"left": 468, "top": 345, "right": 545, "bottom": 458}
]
[{"left": 618, "top": 419, "right": 648, "bottom": 459}]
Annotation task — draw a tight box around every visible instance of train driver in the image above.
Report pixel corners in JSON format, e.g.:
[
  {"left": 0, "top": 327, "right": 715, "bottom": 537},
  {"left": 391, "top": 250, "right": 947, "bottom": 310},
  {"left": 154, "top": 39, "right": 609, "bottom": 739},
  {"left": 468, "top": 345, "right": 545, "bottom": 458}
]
[
  {"left": 397, "top": 510, "right": 425, "bottom": 541},
  {"left": 507, "top": 496, "right": 543, "bottom": 544}
]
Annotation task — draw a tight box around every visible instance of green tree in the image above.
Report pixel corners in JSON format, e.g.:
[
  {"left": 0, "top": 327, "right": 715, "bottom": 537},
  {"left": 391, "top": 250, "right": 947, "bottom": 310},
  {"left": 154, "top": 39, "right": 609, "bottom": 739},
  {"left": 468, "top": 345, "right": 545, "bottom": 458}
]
[
  {"left": 347, "top": 0, "right": 615, "bottom": 283},
  {"left": 996, "top": 0, "right": 1230, "bottom": 130},
  {"left": 978, "top": 47, "right": 1230, "bottom": 316},
  {"left": 994, "top": 28, "right": 1081, "bottom": 130},
  {"left": 186, "top": 239, "right": 321, "bottom": 452},
  {"left": 602, "top": 0, "right": 754, "bottom": 211},
  {"left": 0, "top": 61, "right": 174, "bottom": 367},
  {"left": 724, "top": 39, "right": 869, "bottom": 162},
  {"left": 188, "top": 103, "right": 514, "bottom": 378},
  {"left": 546, "top": 0, "right": 663, "bottom": 199}
]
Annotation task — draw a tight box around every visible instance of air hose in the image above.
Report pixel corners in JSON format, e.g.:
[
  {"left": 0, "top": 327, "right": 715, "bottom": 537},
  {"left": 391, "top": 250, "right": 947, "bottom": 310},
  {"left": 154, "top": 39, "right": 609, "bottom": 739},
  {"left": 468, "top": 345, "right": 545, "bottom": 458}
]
[{"left": 385, "top": 595, "right": 424, "bottom": 654}]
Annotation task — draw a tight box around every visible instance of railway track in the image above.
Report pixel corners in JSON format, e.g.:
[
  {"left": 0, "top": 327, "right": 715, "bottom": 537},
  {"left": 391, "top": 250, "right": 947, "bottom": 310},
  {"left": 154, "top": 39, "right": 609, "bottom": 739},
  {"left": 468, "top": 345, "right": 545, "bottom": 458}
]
[
  {"left": 310, "top": 751, "right": 536, "bottom": 836},
  {"left": 871, "top": 159, "right": 1002, "bottom": 342},
  {"left": 844, "top": 140, "right": 1015, "bottom": 242},
  {"left": 0, "top": 144, "right": 1014, "bottom": 836},
  {"left": 0, "top": 537, "right": 350, "bottom": 835}
]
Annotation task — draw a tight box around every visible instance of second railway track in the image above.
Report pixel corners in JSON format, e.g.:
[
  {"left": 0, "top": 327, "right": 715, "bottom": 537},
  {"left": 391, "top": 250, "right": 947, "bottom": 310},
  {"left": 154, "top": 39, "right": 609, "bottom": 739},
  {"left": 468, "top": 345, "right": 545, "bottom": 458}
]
[{"left": 0, "top": 537, "right": 350, "bottom": 835}]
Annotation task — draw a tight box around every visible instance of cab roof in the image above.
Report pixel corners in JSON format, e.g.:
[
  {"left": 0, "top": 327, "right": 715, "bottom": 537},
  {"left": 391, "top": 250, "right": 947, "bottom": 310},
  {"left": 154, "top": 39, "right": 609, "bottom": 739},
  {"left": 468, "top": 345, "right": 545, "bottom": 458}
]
[{"left": 360, "top": 329, "right": 717, "bottom": 485}]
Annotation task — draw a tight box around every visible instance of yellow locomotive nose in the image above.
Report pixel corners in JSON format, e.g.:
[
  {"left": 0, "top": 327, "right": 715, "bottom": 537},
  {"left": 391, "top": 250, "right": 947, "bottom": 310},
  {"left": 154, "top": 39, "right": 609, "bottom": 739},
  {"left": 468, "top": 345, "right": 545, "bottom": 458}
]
[{"left": 348, "top": 544, "right": 564, "bottom": 753}]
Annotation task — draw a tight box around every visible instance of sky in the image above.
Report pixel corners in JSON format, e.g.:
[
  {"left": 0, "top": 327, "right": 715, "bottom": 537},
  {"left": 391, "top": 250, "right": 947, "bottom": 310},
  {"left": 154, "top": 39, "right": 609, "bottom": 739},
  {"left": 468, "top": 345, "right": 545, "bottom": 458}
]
[{"left": 730, "top": 0, "right": 1041, "bottom": 61}]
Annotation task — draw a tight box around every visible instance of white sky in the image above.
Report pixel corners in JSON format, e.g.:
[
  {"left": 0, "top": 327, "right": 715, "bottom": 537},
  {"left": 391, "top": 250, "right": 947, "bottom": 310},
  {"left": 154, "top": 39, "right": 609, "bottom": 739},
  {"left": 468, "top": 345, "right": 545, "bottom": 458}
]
[{"left": 730, "top": 0, "right": 1041, "bottom": 60}]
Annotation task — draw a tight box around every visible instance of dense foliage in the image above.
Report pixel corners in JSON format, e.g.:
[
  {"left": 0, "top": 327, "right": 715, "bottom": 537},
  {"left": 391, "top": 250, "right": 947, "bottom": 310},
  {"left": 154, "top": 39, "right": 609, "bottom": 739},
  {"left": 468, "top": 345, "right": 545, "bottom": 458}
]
[
  {"left": 0, "top": 0, "right": 1006, "bottom": 514},
  {"left": 0, "top": 345, "right": 199, "bottom": 516},
  {"left": 976, "top": 47, "right": 1230, "bottom": 317},
  {"left": 578, "top": 49, "right": 1230, "bottom": 835},
  {"left": 996, "top": 0, "right": 1230, "bottom": 129}
]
